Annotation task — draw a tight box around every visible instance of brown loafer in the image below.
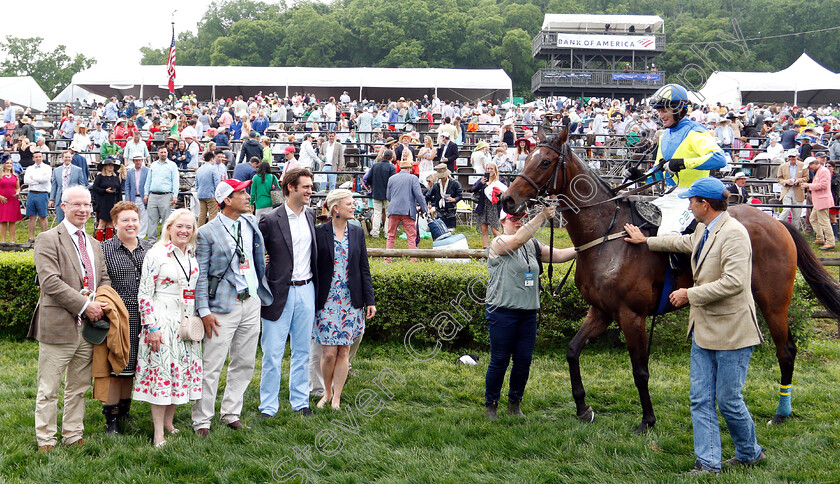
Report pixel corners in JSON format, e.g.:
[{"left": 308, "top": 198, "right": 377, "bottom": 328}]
[
  {"left": 226, "top": 420, "right": 249, "bottom": 430},
  {"left": 37, "top": 445, "right": 54, "bottom": 453},
  {"left": 66, "top": 438, "right": 85, "bottom": 448},
  {"left": 195, "top": 428, "right": 210, "bottom": 438}
]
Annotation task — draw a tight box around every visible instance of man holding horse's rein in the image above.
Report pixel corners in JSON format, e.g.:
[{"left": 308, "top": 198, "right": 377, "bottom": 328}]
[
  {"left": 624, "top": 177, "right": 765, "bottom": 475},
  {"left": 648, "top": 83, "right": 728, "bottom": 235}
]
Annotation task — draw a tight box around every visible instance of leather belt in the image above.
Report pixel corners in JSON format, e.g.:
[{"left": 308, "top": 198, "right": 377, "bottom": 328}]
[
  {"left": 291, "top": 278, "right": 312, "bottom": 286},
  {"left": 150, "top": 191, "right": 171, "bottom": 195},
  {"left": 237, "top": 291, "right": 251, "bottom": 301}
]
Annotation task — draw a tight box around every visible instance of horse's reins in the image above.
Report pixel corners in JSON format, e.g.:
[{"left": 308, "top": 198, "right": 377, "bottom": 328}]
[{"left": 516, "top": 143, "right": 670, "bottom": 257}]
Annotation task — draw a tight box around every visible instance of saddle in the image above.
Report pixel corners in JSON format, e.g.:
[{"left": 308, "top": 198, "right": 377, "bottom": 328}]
[{"left": 626, "top": 196, "right": 662, "bottom": 237}]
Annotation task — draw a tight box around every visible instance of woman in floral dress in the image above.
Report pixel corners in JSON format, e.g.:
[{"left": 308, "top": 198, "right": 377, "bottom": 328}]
[
  {"left": 313, "top": 189, "right": 376, "bottom": 410},
  {"left": 133, "top": 209, "right": 202, "bottom": 447}
]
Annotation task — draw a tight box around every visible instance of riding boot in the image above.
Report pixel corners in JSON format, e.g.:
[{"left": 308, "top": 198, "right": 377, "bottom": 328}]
[
  {"left": 105, "top": 227, "right": 114, "bottom": 239},
  {"left": 832, "top": 222, "right": 839, "bottom": 241},
  {"left": 102, "top": 404, "right": 121, "bottom": 435},
  {"left": 118, "top": 398, "right": 132, "bottom": 426},
  {"left": 485, "top": 401, "right": 498, "bottom": 420},
  {"left": 507, "top": 399, "right": 524, "bottom": 416},
  {"left": 95, "top": 228, "right": 104, "bottom": 242}
]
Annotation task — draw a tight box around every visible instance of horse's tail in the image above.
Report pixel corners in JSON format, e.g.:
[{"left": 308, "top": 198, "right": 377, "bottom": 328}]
[{"left": 782, "top": 221, "right": 840, "bottom": 317}]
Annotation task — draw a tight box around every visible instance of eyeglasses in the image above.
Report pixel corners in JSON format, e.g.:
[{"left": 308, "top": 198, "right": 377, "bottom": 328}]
[{"left": 65, "top": 202, "right": 92, "bottom": 209}]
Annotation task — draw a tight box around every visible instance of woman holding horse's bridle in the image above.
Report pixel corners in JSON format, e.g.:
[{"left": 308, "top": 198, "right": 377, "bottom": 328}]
[{"left": 483, "top": 205, "right": 576, "bottom": 420}]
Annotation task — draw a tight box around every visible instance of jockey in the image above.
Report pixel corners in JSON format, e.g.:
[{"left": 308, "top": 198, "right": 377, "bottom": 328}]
[{"left": 649, "top": 83, "right": 728, "bottom": 234}]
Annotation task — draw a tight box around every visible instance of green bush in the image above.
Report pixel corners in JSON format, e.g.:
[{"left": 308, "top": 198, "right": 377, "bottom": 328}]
[
  {"left": 0, "top": 254, "right": 817, "bottom": 351},
  {"left": 0, "top": 251, "right": 38, "bottom": 339}
]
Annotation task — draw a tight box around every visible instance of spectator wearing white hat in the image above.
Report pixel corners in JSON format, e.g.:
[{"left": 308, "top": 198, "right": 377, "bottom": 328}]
[
  {"left": 726, "top": 172, "right": 749, "bottom": 204},
  {"left": 776, "top": 150, "right": 808, "bottom": 230}
]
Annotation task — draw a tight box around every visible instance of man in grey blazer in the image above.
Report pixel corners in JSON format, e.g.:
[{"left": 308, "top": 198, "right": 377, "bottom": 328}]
[
  {"left": 31, "top": 186, "right": 110, "bottom": 452},
  {"left": 124, "top": 154, "right": 149, "bottom": 238},
  {"left": 258, "top": 168, "right": 319, "bottom": 417},
  {"left": 192, "top": 178, "right": 272, "bottom": 436},
  {"left": 624, "top": 177, "right": 765, "bottom": 474},
  {"left": 49, "top": 151, "right": 89, "bottom": 224}
]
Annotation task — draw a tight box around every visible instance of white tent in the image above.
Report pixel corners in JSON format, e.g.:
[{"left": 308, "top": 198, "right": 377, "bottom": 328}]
[
  {"left": 0, "top": 76, "right": 50, "bottom": 112},
  {"left": 69, "top": 65, "right": 514, "bottom": 103},
  {"left": 52, "top": 83, "right": 106, "bottom": 105},
  {"left": 541, "top": 14, "right": 664, "bottom": 33},
  {"left": 695, "top": 53, "right": 840, "bottom": 106}
]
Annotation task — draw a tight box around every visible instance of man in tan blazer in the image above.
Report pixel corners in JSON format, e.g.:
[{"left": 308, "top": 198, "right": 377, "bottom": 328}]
[
  {"left": 776, "top": 149, "right": 808, "bottom": 230},
  {"left": 624, "top": 177, "right": 764, "bottom": 475},
  {"left": 30, "top": 186, "right": 111, "bottom": 452}
]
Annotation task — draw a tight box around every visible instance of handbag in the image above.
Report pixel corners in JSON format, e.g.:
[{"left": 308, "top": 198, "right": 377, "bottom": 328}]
[
  {"left": 177, "top": 273, "right": 205, "bottom": 342},
  {"left": 270, "top": 175, "right": 284, "bottom": 206}
]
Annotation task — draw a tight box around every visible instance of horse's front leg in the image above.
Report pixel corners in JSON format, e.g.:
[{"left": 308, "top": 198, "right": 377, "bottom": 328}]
[
  {"left": 567, "top": 306, "right": 611, "bottom": 423},
  {"left": 618, "top": 310, "right": 656, "bottom": 434}
]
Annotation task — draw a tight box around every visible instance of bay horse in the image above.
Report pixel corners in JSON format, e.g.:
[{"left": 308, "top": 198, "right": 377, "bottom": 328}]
[{"left": 501, "top": 126, "right": 840, "bottom": 433}]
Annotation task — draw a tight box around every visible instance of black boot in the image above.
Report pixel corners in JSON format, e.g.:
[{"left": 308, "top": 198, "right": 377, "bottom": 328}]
[
  {"left": 103, "top": 404, "right": 121, "bottom": 435},
  {"left": 118, "top": 398, "right": 132, "bottom": 426},
  {"left": 507, "top": 399, "right": 524, "bottom": 416},
  {"left": 832, "top": 222, "right": 839, "bottom": 241},
  {"left": 485, "top": 401, "right": 498, "bottom": 421}
]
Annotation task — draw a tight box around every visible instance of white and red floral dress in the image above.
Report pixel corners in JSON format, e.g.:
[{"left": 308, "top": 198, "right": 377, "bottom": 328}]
[{"left": 132, "top": 243, "right": 202, "bottom": 405}]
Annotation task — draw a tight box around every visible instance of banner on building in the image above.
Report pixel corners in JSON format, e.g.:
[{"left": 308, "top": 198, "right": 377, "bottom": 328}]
[
  {"left": 611, "top": 73, "right": 662, "bottom": 81},
  {"left": 542, "top": 71, "right": 592, "bottom": 80},
  {"left": 556, "top": 34, "right": 656, "bottom": 51}
]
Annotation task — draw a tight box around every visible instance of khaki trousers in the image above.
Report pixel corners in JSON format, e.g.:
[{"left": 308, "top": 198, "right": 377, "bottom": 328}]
[
  {"left": 371, "top": 199, "right": 389, "bottom": 237},
  {"left": 810, "top": 208, "right": 835, "bottom": 246},
  {"left": 192, "top": 296, "right": 261, "bottom": 430},
  {"left": 35, "top": 326, "right": 93, "bottom": 446},
  {"left": 199, "top": 198, "right": 219, "bottom": 226},
  {"left": 309, "top": 332, "right": 364, "bottom": 396}
]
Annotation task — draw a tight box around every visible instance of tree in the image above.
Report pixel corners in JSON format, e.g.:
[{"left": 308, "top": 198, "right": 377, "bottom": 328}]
[{"left": 0, "top": 36, "right": 95, "bottom": 98}]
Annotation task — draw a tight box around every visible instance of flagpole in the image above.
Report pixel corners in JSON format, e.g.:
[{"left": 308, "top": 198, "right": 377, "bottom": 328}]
[{"left": 167, "top": 11, "right": 177, "bottom": 102}]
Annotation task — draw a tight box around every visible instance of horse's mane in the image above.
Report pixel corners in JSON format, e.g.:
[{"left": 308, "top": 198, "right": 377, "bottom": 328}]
[{"left": 546, "top": 133, "right": 616, "bottom": 197}]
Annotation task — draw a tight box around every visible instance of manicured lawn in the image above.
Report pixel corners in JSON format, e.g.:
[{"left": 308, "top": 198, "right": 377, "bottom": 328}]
[{"left": 2, "top": 334, "right": 839, "bottom": 482}]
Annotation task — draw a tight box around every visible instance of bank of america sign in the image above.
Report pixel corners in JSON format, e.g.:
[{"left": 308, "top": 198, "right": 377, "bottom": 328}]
[{"left": 556, "top": 34, "right": 657, "bottom": 51}]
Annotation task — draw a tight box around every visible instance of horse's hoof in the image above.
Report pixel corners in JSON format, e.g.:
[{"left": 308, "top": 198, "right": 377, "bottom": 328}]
[
  {"left": 767, "top": 414, "right": 788, "bottom": 426},
  {"left": 577, "top": 406, "right": 595, "bottom": 423},
  {"left": 634, "top": 421, "right": 655, "bottom": 435}
]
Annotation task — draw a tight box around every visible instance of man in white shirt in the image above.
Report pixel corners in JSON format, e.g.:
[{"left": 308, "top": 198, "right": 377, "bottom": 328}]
[
  {"left": 89, "top": 122, "right": 109, "bottom": 160},
  {"left": 185, "top": 134, "right": 201, "bottom": 169},
  {"left": 258, "top": 168, "right": 318, "bottom": 417},
  {"left": 321, "top": 131, "right": 344, "bottom": 192},
  {"left": 25, "top": 151, "right": 52, "bottom": 242},
  {"left": 123, "top": 131, "right": 150, "bottom": 164},
  {"left": 297, "top": 133, "right": 321, "bottom": 171}
]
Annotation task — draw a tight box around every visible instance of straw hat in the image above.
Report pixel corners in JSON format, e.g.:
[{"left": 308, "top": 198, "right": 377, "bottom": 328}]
[{"left": 475, "top": 141, "right": 489, "bottom": 151}]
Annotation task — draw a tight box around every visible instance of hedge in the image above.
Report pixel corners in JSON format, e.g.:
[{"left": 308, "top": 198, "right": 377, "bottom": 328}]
[{"left": 0, "top": 253, "right": 815, "bottom": 350}]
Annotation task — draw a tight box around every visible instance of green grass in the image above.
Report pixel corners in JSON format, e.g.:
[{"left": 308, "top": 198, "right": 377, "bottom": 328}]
[{"left": 2, "top": 335, "right": 840, "bottom": 483}]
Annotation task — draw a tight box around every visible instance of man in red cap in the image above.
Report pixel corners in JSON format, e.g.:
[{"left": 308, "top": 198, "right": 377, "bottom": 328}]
[{"left": 192, "top": 178, "right": 273, "bottom": 436}]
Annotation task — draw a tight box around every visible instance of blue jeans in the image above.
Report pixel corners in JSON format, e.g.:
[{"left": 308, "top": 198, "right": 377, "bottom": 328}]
[
  {"left": 690, "top": 336, "right": 763, "bottom": 470},
  {"left": 259, "top": 282, "right": 315, "bottom": 414},
  {"left": 484, "top": 306, "right": 537, "bottom": 406},
  {"left": 323, "top": 164, "right": 336, "bottom": 192}
]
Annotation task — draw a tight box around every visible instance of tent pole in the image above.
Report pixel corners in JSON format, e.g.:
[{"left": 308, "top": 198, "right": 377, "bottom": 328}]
[
  {"left": 212, "top": 85, "right": 216, "bottom": 101},
  {"left": 140, "top": 83, "right": 144, "bottom": 100},
  {"left": 359, "top": 85, "right": 363, "bottom": 102},
  {"left": 285, "top": 84, "right": 289, "bottom": 98},
  {"left": 794, "top": 91, "right": 798, "bottom": 106}
]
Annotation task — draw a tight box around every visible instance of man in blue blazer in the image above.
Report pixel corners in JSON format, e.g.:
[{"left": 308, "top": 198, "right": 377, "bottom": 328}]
[
  {"left": 258, "top": 168, "right": 319, "bottom": 417},
  {"left": 434, "top": 131, "right": 460, "bottom": 171},
  {"left": 123, "top": 154, "right": 149, "bottom": 238},
  {"left": 49, "top": 150, "right": 88, "bottom": 223},
  {"left": 192, "top": 178, "right": 273, "bottom": 436}
]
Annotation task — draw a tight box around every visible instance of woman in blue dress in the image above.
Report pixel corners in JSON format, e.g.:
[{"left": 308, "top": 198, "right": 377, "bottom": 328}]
[{"left": 313, "top": 189, "right": 376, "bottom": 409}]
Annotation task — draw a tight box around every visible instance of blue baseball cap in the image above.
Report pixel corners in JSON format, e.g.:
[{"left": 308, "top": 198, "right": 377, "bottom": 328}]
[{"left": 678, "top": 177, "right": 727, "bottom": 200}]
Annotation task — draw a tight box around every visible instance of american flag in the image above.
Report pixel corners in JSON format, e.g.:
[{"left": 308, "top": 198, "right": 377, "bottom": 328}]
[{"left": 167, "top": 24, "right": 176, "bottom": 96}]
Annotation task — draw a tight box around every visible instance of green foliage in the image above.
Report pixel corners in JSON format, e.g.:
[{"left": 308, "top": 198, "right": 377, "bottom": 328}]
[
  {"left": 138, "top": 0, "right": 840, "bottom": 98},
  {"left": 0, "top": 36, "right": 96, "bottom": 98},
  {"left": 0, "top": 251, "right": 37, "bottom": 339}
]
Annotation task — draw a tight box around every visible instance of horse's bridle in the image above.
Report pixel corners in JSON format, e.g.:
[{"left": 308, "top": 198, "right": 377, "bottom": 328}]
[{"left": 515, "top": 142, "right": 568, "bottom": 203}]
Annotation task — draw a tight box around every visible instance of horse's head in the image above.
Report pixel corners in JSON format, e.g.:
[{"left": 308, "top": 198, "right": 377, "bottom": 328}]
[{"left": 501, "top": 125, "right": 570, "bottom": 216}]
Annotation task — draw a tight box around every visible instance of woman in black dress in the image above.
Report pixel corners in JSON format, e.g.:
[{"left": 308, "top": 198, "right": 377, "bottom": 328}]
[
  {"left": 91, "top": 157, "right": 122, "bottom": 240},
  {"left": 99, "top": 201, "right": 153, "bottom": 433}
]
